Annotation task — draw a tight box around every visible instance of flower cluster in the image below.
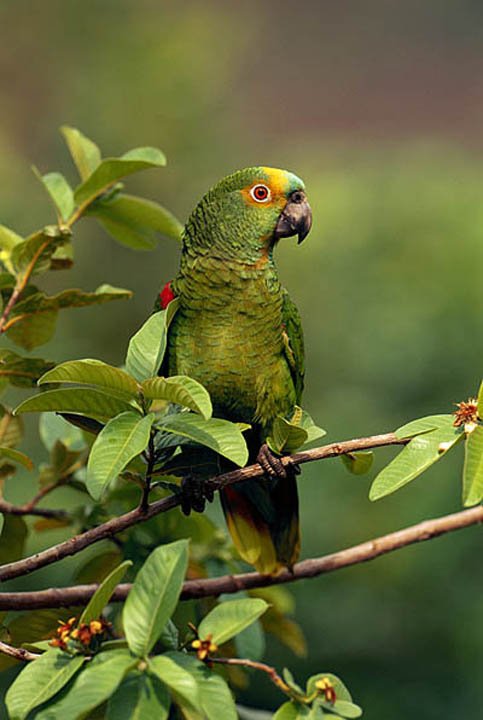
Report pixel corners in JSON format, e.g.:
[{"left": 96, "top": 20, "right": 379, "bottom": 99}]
[
  {"left": 50, "top": 616, "right": 111, "bottom": 653},
  {"left": 315, "top": 676, "right": 337, "bottom": 705},
  {"left": 191, "top": 634, "right": 218, "bottom": 661},
  {"left": 453, "top": 398, "right": 480, "bottom": 429}
]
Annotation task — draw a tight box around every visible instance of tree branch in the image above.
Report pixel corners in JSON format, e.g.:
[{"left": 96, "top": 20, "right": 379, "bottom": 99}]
[
  {"left": 0, "top": 431, "right": 406, "bottom": 583},
  {"left": 0, "top": 640, "right": 40, "bottom": 662},
  {"left": 0, "top": 499, "right": 69, "bottom": 520},
  {"left": 1, "top": 504, "right": 481, "bottom": 610}
]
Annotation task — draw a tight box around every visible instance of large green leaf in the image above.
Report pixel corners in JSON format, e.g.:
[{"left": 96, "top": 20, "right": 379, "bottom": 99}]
[
  {"left": 86, "top": 412, "right": 154, "bottom": 500},
  {"left": 125, "top": 302, "right": 178, "bottom": 383},
  {"left": 10, "top": 284, "right": 132, "bottom": 315},
  {"left": 32, "top": 167, "right": 75, "bottom": 222},
  {"left": 79, "top": 560, "right": 132, "bottom": 625},
  {"left": 88, "top": 193, "right": 183, "bottom": 249},
  {"left": 6, "top": 309, "right": 58, "bottom": 350},
  {"left": 462, "top": 425, "right": 483, "bottom": 506},
  {"left": 0, "top": 446, "right": 33, "bottom": 470},
  {"left": 162, "top": 652, "right": 237, "bottom": 720},
  {"left": 35, "top": 649, "right": 137, "bottom": 720},
  {"left": 15, "top": 387, "right": 135, "bottom": 421},
  {"left": 149, "top": 655, "right": 200, "bottom": 707},
  {"left": 157, "top": 413, "right": 248, "bottom": 466},
  {"left": 369, "top": 424, "right": 463, "bottom": 501},
  {"left": 74, "top": 147, "right": 166, "bottom": 207},
  {"left": 39, "top": 359, "right": 140, "bottom": 398},
  {"left": 6, "top": 649, "right": 85, "bottom": 720},
  {"left": 271, "top": 415, "right": 308, "bottom": 454},
  {"left": 123, "top": 540, "right": 188, "bottom": 657},
  {"left": 142, "top": 376, "right": 212, "bottom": 419},
  {"left": 197, "top": 598, "right": 268, "bottom": 646},
  {"left": 106, "top": 671, "right": 170, "bottom": 720},
  {"left": 395, "top": 414, "right": 454, "bottom": 440},
  {"left": 61, "top": 125, "right": 102, "bottom": 181},
  {"left": 39, "top": 412, "right": 85, "bottom": 451},
  {"left": 0, "top": 349, "right": 55, "bottom": 388}
]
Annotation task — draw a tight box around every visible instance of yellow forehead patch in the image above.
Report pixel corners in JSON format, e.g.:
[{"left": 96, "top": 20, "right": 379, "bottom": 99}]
[{"left": 240, "top": 167, "right": 303, "bottom": 209}]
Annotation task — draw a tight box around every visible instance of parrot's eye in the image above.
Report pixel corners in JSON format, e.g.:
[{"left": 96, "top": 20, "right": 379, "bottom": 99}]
[{"left": 250, "top": 184, "right": 271, "bottom": 202}]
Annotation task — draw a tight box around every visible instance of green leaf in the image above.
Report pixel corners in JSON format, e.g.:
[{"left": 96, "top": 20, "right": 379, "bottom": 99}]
[
  {"left": 15, "top": 387, "right": 135, "bottom": 421},
  {"left": 88, "top": 193, "right": 183, "bottom": 249},
  {"left": 35, "top": 649, "right": 137, "bottom": 720},
  {"left": 0, "top": 225, "right": 22, "bottom": 273},
  {"left": 273, "top": 701, "right": 302, "bottom": 720},
  {"left": 6, "top": 649, "right": 85, "bottom": 720},
  {"left": 123, "top": 540, "right": 188, "bottom": 657},
  {"left": 50, "top": 241, "right": 74, "bottom": 271},
  {"left": 142, "top": 376, "right": 212, "bottom": 419},
  {"left": 477, "top": 381, "right": 483, "bottom": 417},
  {"left": 234, "top": 615, "right": 265, "bottom": 661},
  {"left": 341, "top": 451, "right": 374, "bottom": 475},
  {"left": 61, "top": 125, "right": 102, "bottom": 181},
  {"left": 86, "top": 412, "right": 154, "bottom": 500},
  {"left": 161, "top": 652, "right": 237, "bottom": 720},
  {"left": 79, "top": 560, "right": 132, "bottom": 625},
  {"left": 463, "top": 425, "right": 483, "bottom": 506},
  {"left": 149, "top": 654, "right": 200, "bottom": 707},
  {"left": 39, "top": 412, "right": 85, "bottom": 451},
  {"left": 39, "top": 359, "right": 140, "bottom": 398},
  {"left": 0, "top": 349, "right": 55, "bottom": 388},
  {"left": 369, "top": 425, "right": 463, "bottom": 501},
  {"left": 0, "top": 515, "right": 28, "bottom": 564},
  {"left": 395, "top": 414, "right": 455, "bottom": 440},
  {"left": 0, "top": 446, "right": 33, "bottom": 470},
  {"left": 126, "top": 302, "right": 178, "bottom": 383},
  {"left": 0, "top": 410, "right": 23, "bottom": 448},
  {"left": 331, "top": 699, "right": 363, "bottom": 718},
  {"left": 11, "top": 227, "right": 69, "bottom": 276},
  {"left": 10, "top": 284, "right": 132, "bottom": 316},
  {"left": 270, "top": 415, "right": 308, "bottom": 454},
  {"left": 107, "top": 671, "right": 170, "bottom": 720},
  {"left": 157, "top": 413, "right": 248, "bottom": 466},
  {"left": 282, "top": 668, "right": 304, "bottom": 696},
  {"left": 6, "top": 310, "right": 58, "bottom": 350},
  {"left": 298, "top": 409, "right": 326, "bottom": 446},
  {"left": 74, "top": 147, "right": 166, "bottom": 207},
  {"left": 33, "top": 167, "right": 75, "bottom": 222},
  {"left": 198, "top": 598, "right": 268, "bottom": 646}
]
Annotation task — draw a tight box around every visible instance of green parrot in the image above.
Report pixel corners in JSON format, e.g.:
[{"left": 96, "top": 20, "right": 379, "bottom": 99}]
[{"left": 156, "top": 167, "right": 312, "bottom": 575}]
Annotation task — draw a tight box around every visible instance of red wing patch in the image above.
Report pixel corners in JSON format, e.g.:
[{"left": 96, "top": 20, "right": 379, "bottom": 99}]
[{"left": 159, "top": 281, "right": 175, "bottom": 309}]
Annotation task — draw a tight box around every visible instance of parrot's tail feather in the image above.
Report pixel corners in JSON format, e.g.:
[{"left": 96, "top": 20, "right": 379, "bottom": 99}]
[{"left": 221, "top": 473, "right": 300, "bottom": 575}]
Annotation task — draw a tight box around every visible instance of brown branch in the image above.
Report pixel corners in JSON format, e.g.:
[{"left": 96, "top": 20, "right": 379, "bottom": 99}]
[
  {"left": 0, "top": 432, "right": 405, "bottom": 583},
  {"left": 0, "top": 640, "right": 40, "bottom": 662},
  {"left": 208, "top": 657, "right": 290, "bottom": 693},
  {"left": 1, "top": 504, "right": 481, "bottom": 610},
  {"left": 0, "top": 499, "right": 69, "bottom": 520}
]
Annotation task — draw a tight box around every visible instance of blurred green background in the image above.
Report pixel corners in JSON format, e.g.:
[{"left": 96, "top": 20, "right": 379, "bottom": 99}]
[{"left": 1, "top": 0, "right": 483, "bottom": 717}]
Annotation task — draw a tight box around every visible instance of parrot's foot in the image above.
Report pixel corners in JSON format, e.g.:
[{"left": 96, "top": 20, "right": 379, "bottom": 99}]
[
  {"left": 257, "top": 444, "right": 301, "bottom": 480},
  {"left": 180, "top": 476, "right": 214, "bottom": 515}
]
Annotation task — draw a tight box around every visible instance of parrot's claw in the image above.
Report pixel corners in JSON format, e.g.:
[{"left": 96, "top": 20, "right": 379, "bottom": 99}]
[
  {"left": 257, "top": 444, "right": 287, "bottom": 479},
  {"left": 180, "top": 476, "right": 214, "bottom": 515}
]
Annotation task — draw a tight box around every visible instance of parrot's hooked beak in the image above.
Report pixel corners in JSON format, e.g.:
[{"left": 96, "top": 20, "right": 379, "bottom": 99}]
[{"left": 274, "top": 190, "right": 312, "bottom": 244}]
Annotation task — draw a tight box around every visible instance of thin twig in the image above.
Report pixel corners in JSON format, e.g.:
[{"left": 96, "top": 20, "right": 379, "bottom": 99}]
[
  {"left": 208, "top": 657, "right": 290, "bottom": 693},
  {"left": 0, "top": 431, "right": 406, "bottom": 583},
  {"left": 1, "top": 503, "right": 481, "bottom": 610},
  {"left": 0, "top": 499, "right": 68, "bottom": 520},
  {"left": 0, "top": 640, "right": 40, "bottom": 662}
]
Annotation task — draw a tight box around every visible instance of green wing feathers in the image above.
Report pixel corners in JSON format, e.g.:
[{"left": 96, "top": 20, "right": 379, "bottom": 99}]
[{"left": 281, "top": 289, "right": 305, "bottom": 403}]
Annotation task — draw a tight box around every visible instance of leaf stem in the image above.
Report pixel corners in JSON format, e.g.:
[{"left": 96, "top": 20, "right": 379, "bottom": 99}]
[{"left": 0, "top": 240, "right": 50, "bottom": 334}]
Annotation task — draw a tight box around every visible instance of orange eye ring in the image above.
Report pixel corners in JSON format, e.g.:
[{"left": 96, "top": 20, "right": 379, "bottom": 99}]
[{"left": 250, "top": 184, "right": 271, "bottom": 202}]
